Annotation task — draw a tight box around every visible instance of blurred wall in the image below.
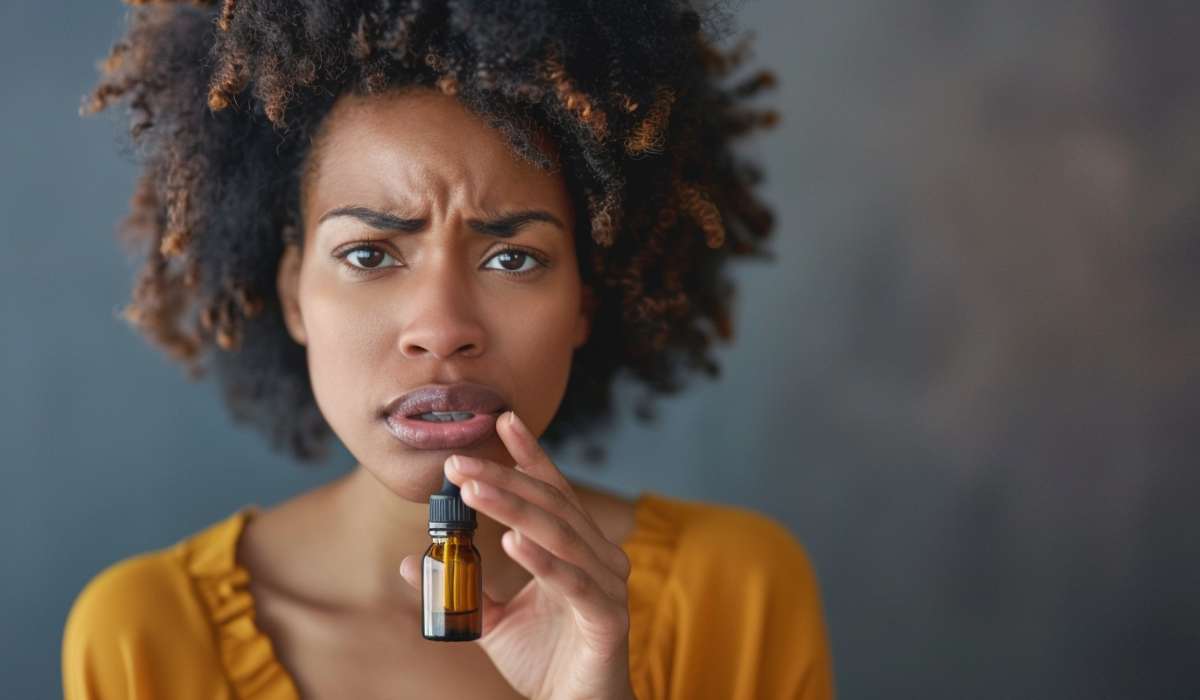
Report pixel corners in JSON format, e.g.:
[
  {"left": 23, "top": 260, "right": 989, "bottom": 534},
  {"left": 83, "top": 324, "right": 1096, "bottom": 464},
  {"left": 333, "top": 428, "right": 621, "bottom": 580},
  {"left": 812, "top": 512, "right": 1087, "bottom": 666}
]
[{"left": 2, "top": 1, "right": 1196, "bottom": 697}]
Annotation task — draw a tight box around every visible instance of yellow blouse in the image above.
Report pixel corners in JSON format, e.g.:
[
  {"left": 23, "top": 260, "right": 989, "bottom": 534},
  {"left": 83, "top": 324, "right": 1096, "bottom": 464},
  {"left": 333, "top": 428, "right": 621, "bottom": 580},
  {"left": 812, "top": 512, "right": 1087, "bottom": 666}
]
[{"left": 62, "top": 491, "right": 834, "bottom": 699}]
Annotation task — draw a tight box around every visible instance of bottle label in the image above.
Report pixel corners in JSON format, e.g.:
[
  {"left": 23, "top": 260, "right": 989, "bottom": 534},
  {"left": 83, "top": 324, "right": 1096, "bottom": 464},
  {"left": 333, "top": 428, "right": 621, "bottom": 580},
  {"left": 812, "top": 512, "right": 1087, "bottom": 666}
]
[{"left": 422, "top": 556, "right": 481, "bottom": 639}]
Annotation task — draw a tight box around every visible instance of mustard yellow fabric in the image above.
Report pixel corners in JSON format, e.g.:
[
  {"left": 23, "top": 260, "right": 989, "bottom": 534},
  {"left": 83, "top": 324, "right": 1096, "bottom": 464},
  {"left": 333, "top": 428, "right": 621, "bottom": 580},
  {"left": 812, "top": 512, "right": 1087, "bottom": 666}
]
[{"left": 62, "top": 491, "right": 834, "bottom": 699}]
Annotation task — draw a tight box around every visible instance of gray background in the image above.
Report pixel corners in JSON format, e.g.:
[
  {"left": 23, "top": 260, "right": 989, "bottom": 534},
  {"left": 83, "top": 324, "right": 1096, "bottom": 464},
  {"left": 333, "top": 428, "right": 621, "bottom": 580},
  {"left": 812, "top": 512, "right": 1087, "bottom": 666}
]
[{"left": 3, "top": 1, "right": 1198, "bottom": 697}]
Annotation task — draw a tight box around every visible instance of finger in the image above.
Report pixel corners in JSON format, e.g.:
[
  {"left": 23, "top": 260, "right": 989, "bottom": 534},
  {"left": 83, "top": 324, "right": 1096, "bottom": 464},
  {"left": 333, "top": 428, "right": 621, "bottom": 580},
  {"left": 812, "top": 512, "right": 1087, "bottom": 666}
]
[
  {"left": 502, "top": 528, "right": 630, "bottom": 637},
  {"left": 495, "top": 411, "right": 619, "bottom": 571},
  {"left": 446, "top": 455, "right": 632, "bottom": 581},
  {"left": 399, "top": 554, "right": 421, "bottom": 591},
  {"left": 459, "top": 477, "right": 627, "bottom": 602},
  {"left": 496, "top": 411, "right": 584, "bottom": 512}
]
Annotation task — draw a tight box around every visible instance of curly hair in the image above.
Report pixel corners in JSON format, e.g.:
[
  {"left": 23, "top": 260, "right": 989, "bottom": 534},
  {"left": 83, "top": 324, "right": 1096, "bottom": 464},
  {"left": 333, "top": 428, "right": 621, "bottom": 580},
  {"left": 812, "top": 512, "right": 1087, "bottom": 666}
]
[{"left": 83, "top": 0, "right": 780, "bottom": 465}]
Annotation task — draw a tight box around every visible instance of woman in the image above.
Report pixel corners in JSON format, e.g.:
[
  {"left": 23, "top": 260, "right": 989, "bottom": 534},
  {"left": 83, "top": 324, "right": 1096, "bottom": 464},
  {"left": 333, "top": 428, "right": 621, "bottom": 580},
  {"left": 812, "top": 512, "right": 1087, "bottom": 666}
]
[{"left": 63, "top": 1, "right": 833, "bottom": 698}]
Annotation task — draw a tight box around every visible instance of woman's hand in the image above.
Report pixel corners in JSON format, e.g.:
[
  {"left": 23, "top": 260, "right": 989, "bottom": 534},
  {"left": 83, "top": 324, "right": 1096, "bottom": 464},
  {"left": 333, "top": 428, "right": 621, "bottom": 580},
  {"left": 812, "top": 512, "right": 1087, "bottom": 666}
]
[{"left": 398, "top": 411, "right": 636, "bottom": 700}]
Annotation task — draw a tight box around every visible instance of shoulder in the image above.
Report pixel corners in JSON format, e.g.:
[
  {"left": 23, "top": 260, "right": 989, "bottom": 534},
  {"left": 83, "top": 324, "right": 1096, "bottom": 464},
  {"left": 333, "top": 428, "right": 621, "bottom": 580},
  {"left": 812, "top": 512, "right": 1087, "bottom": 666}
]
[
  {"left": 61, "top": 511, "right": 252, "bottom": 699},
  {"left": 653, "top": 493, "right": 821, "bottom": 592},
  {"left": 63, "top": 546, "right": 211, "bottom": 646},
  {"left": 625, "top": 493, "right": 835, "bottom": 699},
  {"left": 64, "top": 510, "right": 250, "bottom": 640},
  {"left": 670, "top": 498, "right": 830, "bottom": 655}
]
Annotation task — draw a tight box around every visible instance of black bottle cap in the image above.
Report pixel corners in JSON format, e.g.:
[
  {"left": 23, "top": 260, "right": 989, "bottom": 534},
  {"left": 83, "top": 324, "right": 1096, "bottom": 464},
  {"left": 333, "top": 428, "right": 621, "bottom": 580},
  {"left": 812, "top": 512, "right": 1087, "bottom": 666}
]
[{"left": 428, "top": 476, "right": 477, "bottom": 531}]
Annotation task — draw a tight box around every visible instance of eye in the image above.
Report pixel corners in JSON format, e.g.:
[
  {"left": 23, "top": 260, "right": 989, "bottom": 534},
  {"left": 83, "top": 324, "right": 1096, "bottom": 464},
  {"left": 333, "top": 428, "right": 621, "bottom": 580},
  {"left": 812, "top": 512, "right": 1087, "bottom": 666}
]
[
  {"left": 338, "top": 244, "right": 401, "bottom": 274},
  {"left": 483, "top": 248, "right": 547, "bottom": 276}
]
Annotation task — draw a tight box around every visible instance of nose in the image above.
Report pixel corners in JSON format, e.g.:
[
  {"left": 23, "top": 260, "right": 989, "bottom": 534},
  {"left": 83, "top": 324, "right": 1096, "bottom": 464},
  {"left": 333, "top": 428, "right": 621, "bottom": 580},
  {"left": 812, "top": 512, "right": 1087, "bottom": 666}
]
[{"left": 397, "top": 252, "right": 486, "bottom": 360}]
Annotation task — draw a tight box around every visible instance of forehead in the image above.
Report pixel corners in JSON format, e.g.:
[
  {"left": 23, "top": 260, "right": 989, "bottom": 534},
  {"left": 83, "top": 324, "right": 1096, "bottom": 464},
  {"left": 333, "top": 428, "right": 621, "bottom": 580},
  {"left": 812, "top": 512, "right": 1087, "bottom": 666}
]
[{"left": 302, "top": 87, "right": 568, "bottom": 217}]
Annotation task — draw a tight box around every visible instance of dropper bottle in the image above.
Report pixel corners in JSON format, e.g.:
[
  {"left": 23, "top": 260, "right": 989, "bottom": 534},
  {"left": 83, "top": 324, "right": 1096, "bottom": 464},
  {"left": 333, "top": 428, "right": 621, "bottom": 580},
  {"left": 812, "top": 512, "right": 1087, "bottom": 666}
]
[{"left": 422, "top": 476, "right": 482, "bottom": 641}]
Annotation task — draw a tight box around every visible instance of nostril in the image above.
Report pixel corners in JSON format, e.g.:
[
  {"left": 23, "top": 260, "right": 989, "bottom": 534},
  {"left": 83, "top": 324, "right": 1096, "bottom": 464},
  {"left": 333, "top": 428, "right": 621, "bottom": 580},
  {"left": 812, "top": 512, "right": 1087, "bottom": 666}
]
[
  {"left": 401, "top": 342, "right": 481, "bottom": 360},
  {"left": 397, "top": 323, "right": 486, "bottom": 359}
]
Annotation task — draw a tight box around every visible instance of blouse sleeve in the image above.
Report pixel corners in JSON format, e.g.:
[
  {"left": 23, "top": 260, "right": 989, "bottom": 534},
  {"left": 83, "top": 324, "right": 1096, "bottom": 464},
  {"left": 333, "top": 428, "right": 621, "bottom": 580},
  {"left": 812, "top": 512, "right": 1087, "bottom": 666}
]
[
  {"left": 60, "top": 551, "right": 228, "bottom": 699},
  {"left": 624, "top": 494, "right": 835, "bottom": 699},
  {"left": 755, "top": 518, "right": 835, "bottom": 699}
]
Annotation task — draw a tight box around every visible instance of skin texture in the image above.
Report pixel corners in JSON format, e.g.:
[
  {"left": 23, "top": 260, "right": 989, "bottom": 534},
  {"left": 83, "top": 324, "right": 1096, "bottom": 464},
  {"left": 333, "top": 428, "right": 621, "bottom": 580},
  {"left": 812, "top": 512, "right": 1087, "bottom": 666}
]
[{"left": 246, "top": 86, "right": 637, "bottom": 698}]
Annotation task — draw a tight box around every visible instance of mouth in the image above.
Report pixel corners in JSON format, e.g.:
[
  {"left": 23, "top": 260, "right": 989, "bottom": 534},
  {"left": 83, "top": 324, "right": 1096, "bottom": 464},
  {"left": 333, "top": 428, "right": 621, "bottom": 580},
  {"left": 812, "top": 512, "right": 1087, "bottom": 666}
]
[
  {"left": 409, "top": 410, "right": 481, "bottom": 423},
  {"left": 381, "top": 382, "right": 507, "bottom": 450}
]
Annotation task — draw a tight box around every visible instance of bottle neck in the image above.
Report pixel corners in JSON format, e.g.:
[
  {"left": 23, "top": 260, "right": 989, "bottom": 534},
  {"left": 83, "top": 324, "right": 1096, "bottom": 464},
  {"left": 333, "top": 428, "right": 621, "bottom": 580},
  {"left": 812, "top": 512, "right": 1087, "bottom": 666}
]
[{"left": 429, "top": 528, "right": 475, "bottom": 543}]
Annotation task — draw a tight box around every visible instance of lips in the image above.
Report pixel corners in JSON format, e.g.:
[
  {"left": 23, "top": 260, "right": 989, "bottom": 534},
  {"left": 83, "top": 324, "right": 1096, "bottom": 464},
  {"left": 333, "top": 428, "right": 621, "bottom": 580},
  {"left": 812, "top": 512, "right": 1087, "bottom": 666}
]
[
  {"left": 383, "top": 382, "right": 507, "bottom": 418},
  {"left": 382, "top": 382, "right": 507, "bottom": 450}
]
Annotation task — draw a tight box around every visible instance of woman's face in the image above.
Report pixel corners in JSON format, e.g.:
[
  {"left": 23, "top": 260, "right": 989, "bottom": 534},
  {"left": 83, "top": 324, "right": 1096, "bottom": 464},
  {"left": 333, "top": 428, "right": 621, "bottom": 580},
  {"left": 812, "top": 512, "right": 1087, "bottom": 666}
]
[{"left": 277, "top": 87, "right": 590, "bottom": 501}]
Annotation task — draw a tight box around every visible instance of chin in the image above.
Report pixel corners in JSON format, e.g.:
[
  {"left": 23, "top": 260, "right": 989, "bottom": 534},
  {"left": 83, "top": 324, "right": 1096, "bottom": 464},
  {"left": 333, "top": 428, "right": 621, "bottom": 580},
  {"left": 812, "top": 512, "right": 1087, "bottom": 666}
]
[
  {"left": 363, "top": 435, "right": 510, "bottom": 499},
  {"left": 358, "top": 457, "right": 447, "bottom": 502}
]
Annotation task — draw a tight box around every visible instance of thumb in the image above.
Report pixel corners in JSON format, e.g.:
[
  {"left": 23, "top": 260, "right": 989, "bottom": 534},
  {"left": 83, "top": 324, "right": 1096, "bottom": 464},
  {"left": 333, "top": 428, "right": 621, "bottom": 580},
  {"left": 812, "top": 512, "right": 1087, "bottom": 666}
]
[
  {"left": 479, "top": 589, "right": 507, "bottom": 638},
  {"left": 398, "top": 554, "right": 422, "bottom": 591}
]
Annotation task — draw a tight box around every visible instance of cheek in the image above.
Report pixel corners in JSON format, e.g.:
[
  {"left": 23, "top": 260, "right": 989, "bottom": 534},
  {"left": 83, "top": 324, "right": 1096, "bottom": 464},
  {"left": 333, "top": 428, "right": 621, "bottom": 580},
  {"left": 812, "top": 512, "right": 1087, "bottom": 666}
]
[
  {"left": 298, "top": 278, "right": 394, "bottom": 434},
  {"left": 493, "top": 282, "right": 581, "bottom": 434}
]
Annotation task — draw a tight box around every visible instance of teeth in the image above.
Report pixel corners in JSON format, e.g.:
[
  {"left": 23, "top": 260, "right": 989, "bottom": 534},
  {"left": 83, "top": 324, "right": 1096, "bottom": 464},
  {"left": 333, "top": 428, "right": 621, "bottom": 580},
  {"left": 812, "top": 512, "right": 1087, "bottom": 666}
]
[{"left": 415, "top": 411, "right": 475, "bottom": 422}]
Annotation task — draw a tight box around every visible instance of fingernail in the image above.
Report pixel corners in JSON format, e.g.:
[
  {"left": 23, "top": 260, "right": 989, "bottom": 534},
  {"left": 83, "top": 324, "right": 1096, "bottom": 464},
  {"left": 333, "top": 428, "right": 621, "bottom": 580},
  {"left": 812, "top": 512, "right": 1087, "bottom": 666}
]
[
  {"left": 447, "top": 455, "right": 481, "bottom": 475},
  {"left": 508, "top": 411, "right": 530, "bottom": 439},
  {"left": 469, "top": 479, "right": 492, "bottom": 498}
]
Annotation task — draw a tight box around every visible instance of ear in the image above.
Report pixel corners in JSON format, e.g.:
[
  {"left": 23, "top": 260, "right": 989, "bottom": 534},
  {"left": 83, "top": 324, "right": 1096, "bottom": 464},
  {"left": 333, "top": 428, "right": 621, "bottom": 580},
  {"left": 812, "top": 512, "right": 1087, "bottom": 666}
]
[
  {"left": 276, "top": 243, "right": 308, "bottom": 346},
  {"left": 573, "top": 284, "right": 594, "bottom": 349}
]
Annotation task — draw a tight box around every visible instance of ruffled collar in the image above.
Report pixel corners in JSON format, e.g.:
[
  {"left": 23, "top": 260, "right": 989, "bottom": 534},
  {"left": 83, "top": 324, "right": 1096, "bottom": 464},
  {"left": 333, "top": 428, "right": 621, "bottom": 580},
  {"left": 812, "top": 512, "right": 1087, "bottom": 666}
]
[
  {"left": 182, "top": 505, "right": 300, "bottom": 699},
  {"left": 620, "top": 491, "right": 684, "bottom": 693}
]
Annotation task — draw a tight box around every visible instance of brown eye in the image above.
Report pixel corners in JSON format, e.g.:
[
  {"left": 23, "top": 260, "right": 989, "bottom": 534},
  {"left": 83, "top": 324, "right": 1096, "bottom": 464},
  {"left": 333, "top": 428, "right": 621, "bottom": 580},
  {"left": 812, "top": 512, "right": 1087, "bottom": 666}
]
[
  {"left": 341, "top": 245, "right": 399, "bottom": 272},
  {"left": 484, "top": 249, "right": 543, "bottom": 274}
]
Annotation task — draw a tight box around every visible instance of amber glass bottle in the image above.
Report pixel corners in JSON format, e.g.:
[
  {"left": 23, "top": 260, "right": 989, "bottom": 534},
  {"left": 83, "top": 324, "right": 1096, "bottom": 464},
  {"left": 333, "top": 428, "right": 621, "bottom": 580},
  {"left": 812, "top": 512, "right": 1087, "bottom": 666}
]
[{"left": 422, "top": 476, "right": 482, "bottom": 641}]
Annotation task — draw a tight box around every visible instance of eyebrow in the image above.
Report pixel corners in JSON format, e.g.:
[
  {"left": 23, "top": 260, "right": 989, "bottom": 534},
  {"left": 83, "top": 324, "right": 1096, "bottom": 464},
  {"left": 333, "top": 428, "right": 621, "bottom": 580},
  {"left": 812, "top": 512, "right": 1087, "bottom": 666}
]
[{"left": 317, "top": 206, "right": 566, "bottom": 238}]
